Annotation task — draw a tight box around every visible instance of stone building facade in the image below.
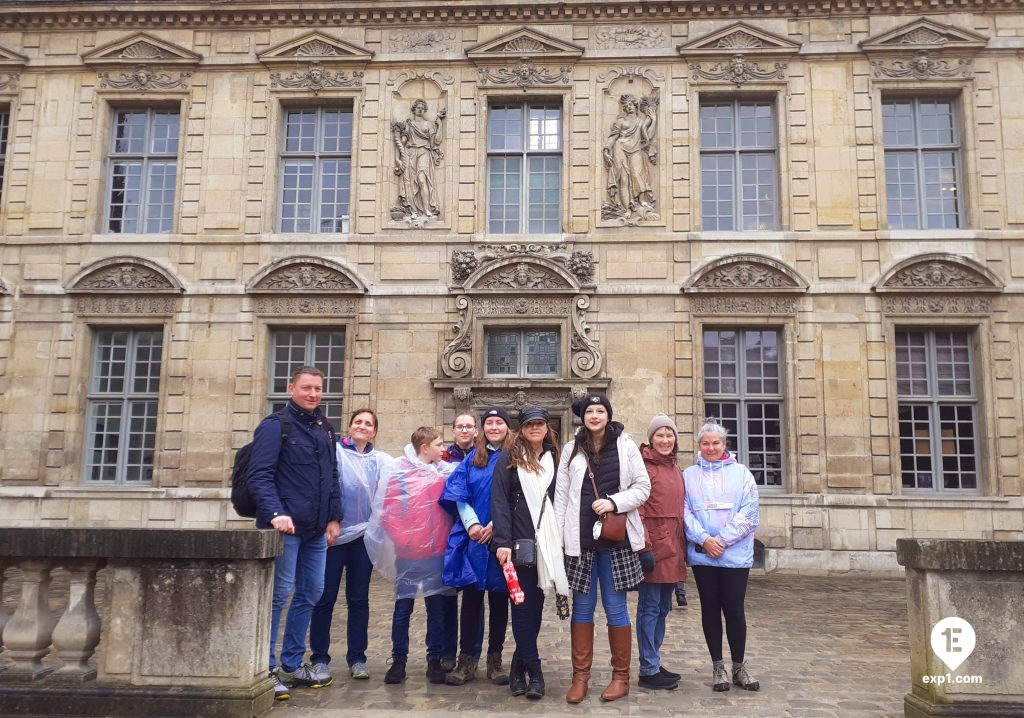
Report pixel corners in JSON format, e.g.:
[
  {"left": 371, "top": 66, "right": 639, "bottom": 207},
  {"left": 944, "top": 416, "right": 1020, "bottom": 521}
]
[{"left": 0, "top": 0, "right": 1022, "bottom": 573}]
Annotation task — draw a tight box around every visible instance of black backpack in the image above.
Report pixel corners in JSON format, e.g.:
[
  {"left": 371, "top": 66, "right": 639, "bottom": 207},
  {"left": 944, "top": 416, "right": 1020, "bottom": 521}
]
[{"left": 230, "top": 411, "right": 291, "bottom": 518}]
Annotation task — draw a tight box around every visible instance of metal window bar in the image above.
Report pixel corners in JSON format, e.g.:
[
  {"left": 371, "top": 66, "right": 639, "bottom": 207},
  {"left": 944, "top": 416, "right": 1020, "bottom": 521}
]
[{"left": 106, "top": 109, "right": 179, "bottom": 233}]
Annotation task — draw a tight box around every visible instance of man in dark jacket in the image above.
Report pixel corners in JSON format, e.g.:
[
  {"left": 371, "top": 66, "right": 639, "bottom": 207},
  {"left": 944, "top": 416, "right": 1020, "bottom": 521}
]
[{"left": 248, "top": 366, "right": 342, "bottom": 700}]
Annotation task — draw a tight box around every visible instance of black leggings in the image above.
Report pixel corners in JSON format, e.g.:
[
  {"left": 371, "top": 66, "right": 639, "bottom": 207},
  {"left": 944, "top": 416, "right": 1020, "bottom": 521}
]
[
  {"left": 691, "top": 565, "right": 750, "bottom": 663},
  {"left": 459, "top": 586, "right": 509, "bottom": 657}
]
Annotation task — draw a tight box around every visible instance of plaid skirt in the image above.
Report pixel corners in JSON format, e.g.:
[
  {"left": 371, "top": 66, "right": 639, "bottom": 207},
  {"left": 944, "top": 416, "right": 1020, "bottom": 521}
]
[{"left": 564, "top": 547, "right": 644, "bottom": 594}]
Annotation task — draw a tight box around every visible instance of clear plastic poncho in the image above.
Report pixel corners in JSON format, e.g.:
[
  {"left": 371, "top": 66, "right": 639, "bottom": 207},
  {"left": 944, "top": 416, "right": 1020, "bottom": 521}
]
[
  {"left": 364, "top": 444, "right": 456, "bottom": 599},
  {"left": 336, "top": 443, "right": 392, "bottom": 545}
]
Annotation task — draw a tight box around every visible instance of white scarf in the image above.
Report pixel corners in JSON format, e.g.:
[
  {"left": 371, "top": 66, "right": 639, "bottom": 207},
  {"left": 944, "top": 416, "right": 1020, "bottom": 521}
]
[{"left": 518, "top": 452, "right": 570, "bottom": 598}]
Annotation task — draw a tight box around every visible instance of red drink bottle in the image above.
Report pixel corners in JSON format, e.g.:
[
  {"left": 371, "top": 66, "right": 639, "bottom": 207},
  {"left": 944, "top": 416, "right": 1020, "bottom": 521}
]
[{"left": 503, "top": 561, "right": 525, "bottom": 605}]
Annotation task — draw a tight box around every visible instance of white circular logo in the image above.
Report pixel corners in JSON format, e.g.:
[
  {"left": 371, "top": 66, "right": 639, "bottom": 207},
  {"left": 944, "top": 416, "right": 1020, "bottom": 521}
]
[{"left": 930, "top": 617, "right": 976, "bottom": 672}]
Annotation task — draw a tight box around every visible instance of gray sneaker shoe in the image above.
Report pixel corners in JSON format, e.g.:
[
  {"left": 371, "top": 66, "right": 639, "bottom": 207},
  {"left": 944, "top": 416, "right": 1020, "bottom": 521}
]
[
  {"left": 732, "top": 662, "right": 760, "bottom": 691},
  {"left": 350, "top": 661, "right": 369, "bottom": 680},
  {"left": 712, "top": 662, "right": 730, "bottom": 692},
  {"left": 310, "top": 662, "right": 333, "bottom": 686},
  {"left": 280, "top": 663, "right": 329, "bottom": 689},
  {"left": 272, "top": 671, "right": 291, "bottom": 700}
]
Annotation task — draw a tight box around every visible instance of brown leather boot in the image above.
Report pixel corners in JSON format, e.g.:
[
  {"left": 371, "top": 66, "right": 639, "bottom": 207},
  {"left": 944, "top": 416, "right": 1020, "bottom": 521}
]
[
  {"left": 600, "top": 625, "right": 631, "bottom": 701},
  {"left": 565, "top": 622, "right": 594, "bottom": 704}
]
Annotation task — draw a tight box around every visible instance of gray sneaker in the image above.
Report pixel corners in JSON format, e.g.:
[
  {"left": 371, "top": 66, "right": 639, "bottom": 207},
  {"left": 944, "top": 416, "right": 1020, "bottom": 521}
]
[
  {"left": 350, "top": 661, "right": 369, "bottom": 680},
  {"left": 272, "top": 671, "right": 291, "bottom": 700},
  {"left": 310, "top": 662, "right": 333, "bottom": 686},
  {"left": 712, "top": 662, "right": 730, "bottom": 692},
  {"left": 732, "top": 662, "right": 760, "bottom": 691},
  {"left": 279, "top": 663, "right": 329, "bottom": 688}
]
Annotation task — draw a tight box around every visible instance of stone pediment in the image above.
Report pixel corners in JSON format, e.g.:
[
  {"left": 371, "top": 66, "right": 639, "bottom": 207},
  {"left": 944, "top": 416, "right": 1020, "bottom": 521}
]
[
  {"left": 463, "top": 257, "right": 579, "bottom": 293},
  {"left": 684, "top": 254, "right": 807, "bottom": 293},
  {"left": 258, "top": 32, "right": 373, "bottom": 65},
  {"left": 0, "top": 43, "right": 27, "bottom": 70},
  {"left": 247, "top": 257, "right": 366, "bottom": 294},
  {"left": 678, "top": 22, "right": 801, "bottom": 58},
  {"left": 82, "top": 33, "right": 201, "bottom": 66},
  {"left": 67, "top": 258, "right": 183, "bottom": 293},
  {"left": 467, "top": 27, "right": 584, "bottom": 62},
  {"left": 875, "top": 254, "right": 1002, "bottom": 293},
  {"left": 860, "top": 19, "right": 988, "bottom": 54}
]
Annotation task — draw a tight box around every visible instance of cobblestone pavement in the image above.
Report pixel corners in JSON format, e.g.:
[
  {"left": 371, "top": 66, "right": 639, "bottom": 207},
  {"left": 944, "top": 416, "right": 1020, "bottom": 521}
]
[{"left": 273, "top": 573, "right": 909, "bottom": 718}]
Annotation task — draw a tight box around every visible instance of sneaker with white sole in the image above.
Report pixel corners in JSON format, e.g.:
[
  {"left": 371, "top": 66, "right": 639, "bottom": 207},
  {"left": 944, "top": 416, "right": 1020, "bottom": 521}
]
[
  {"left": 272, "top": 671, "right": 291, "bottom": 701},
  {"left": 279, "top": 663, "right": 329, "bottom": 688},
  {"left": 350, "top": 661, "right": 369, "bottom": 679},
  {"left": 310, "top": 662, "right": 333, "bottom": 687}
]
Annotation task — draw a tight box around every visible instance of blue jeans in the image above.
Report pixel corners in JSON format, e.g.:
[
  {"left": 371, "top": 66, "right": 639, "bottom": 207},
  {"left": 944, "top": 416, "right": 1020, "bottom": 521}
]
[
  {"left": 570, "top": 550, "right": 630, "bottom": 627},
  {"left": 270, "top": 532, "right": 327, "bottom": 672},
  {"left": 309, "top": 536, "right": 373, "bottom": 667},
  {"left": 636, "top": 583, "right": 674, "bottom": 676},
  {"left": 509, "top": 565, "right": 544, "bottom": 664},
  {"left": 391, "top": 593, "right": 452, "bottom": 663}
]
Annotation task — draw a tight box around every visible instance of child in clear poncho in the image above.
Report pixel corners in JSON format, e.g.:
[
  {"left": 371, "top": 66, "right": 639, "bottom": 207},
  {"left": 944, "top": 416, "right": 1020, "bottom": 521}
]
[{"left": 364, "top": 426, "right": 456, "bottom": 683}]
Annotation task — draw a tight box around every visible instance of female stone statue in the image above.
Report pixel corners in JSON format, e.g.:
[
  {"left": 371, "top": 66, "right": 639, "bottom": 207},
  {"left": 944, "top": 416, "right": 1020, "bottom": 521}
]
[
  {"left": 392, "top": 99, "right": 446, "bottom": 222},
  {"left": 602, "top": 93, "right": 659, "bottom": 223}
]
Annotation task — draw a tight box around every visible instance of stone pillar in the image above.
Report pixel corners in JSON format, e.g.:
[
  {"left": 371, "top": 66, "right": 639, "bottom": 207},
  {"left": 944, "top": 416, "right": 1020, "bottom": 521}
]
[
  {"left": 897, "top": 539, "right": 1024, "bottom": 718},
  {"left": 0, "top": 559, "right": 57, "bottom": 681},
  {"left": 50, "top": 559, "right": 105, "bottom": 682}
]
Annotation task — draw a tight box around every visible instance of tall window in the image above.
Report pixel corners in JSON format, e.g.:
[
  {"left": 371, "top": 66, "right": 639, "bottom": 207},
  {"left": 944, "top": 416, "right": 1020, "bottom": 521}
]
[
  {"left": 485, "top": 328, "right": 560, "bottom": 378},
  {"left": 85, "top": 329, "right": 163, "bottom": 484},
  {"left": 268, "top": 329, "right": 346, "bottom": 427},
  {"left": 882, "top": 97, "right": 961, "bottom": 230},
  {"left": 896, "top": 330, "right": 977, "bottom": 491},
  {"left": 699, "top": 100, "right": 778, "bottom": 231},
  {"left": 279, "top": 107, "right": 352, "bottom": 233},
  {"left": 487, "top": 103, "right": 561, "bottom": 233},
  {"left": 107, "top": 109, "right": 179, "bottom": 233},
  {"left": 0, "top": 109, "right": 9, "bottom": 202},
  {"left": 703, "top": 328, "right": 783, "bottom": 487}
]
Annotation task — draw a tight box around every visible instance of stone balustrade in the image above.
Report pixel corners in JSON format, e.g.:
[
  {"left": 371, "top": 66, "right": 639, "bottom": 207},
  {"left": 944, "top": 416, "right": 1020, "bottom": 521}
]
[
  {"left": 0, "top": 528, "right": 281, "bottom": 718},
  {"left": 897, "top": 539, "right": 1024, "bottom": 718}
]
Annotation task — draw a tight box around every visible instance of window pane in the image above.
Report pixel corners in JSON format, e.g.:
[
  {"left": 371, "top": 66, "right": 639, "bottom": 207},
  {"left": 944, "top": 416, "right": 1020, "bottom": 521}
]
[
  {"left": 933, "top": 331, "right": 972, "bottom": 396},
  {"left": 922, "top": 151, "right": 959, "bottom": 230},
  {"left": 319, "top": 159, "right": 351, "bottom": 233},
  {"left": 488, "top": 156, "right": 522, "bottom": 233},
  {"left": 272, "top": 331, "right": 309, "bottom": 393},
  {"left": 86, "top": 401, "right": 123, "bottom": 482},
  {"left": 700, "top": 154, "right": 735, "bottom": 231},
  {"left": 938, "top": 404, "right": 976, "bottom": 490},
  {"left": 268, "top": 329, "right": 346, "bottom": 426},
  {"left": 526, "top": 156, "right": 560, "bottom": 233},
  {"left": 320, "top": 109, "right": 353, "bottom": 154},
  {"left": 113, "top": 111, "right": 147, "bottom": 154},
  {"left": 898, "top": 403, "right": 933, "bottom": 489},
  {"left": 699, "top": 104, "right": 734, "bottom": 149},
  {"left": 149, "top": 112, "right": 180, "bottom": 155},
  {"left": 145, "top": 161, "right": 176, "bottom": 233},
  {"left": 124, "top": 400, "right": 159, "bottom": 482},
  {"left": 280, "top": 161, "right": 315, "bottom": 232},
  {"left": 486, "top": 331, "right": 520, "bottom": 375},
  {"left": 131, "top": 331, "right": 164, "bottom": 394},
  {"left": 703, "top": 329, "right": 737, "bottom": 395},
  {"left": 527, "top": 105, "right": 561, "bottom": 152},
  {"left": 918, "top": 99, "right": 955, "bottom": 146},
  {"left": 311, "top": 331, "right": 346, "bottom": 395},
  {"left": 280, "top": 108, "right": 352, "bottom": 233},
  {"left": 740, "top": 153, "right": 776, "bottom": 230},
  {"left": 488, "top": 105, "right": 523, "bottom": 152},
  {"left": 284, "top": 109, "right": 317, "bottom": 153},
  {"left": 746, "top": 402, "right": 783, "bottom": 486},
  {"left": 525, "top": 331, "right": 559, "bottom": 376},
  {"left": 738, "top": 102, "right": 774, "bottom": 149},
  {"left": 108, "top": 161, "right": 143, "bottom": 233}
]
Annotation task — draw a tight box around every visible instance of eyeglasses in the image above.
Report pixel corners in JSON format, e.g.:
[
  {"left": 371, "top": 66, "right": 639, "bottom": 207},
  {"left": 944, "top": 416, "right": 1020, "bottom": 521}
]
[{"left": 454, "top": 425, "right": 475, "bottom": 431}]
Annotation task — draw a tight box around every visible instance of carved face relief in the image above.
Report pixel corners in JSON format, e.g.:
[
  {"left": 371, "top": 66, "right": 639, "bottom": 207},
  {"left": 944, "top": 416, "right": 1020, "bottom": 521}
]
[
  {"left": 134, "top": 68, "right": 152, "bottom": 87},
  {"left": 308, "top": 66, "right": 323, "bottom": 84}
]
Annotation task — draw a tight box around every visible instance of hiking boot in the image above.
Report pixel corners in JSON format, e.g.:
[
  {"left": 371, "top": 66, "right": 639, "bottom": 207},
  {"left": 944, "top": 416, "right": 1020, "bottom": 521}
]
[
  {"left": 279, "top": 663, "right": 328, "bottom": 688},
  {"left": 674, "top": 583, "right": 687, "bottom": 607},
  {"left": 426, "top": 658, "right": 447, "bottom": 684},
  {"left": 310, "top": 662, "right": 333, "bottom": 687},
  {"left": 384, "top": 658, "right": 406, "bottom": 684},
  {"left": 525, "top": 659, "right": 545, "bottom": 700},
  {"left": 712, "top": 662, "right": 730, "bottom": 692},
  {"left": 659, "top": 666, "right": 681, "bottom": 681},
  {"left": 732, "top": 662, "right": 760, "bottom": 691},
  {"left": 349, "top": 661, "right": 369, "bottom": 680},
  {"left": 509, "top": 655, "right": 527, "bottom": 697},
  {"left": 486, "top": 652, "right": 509, "bottom": 685},
  {"left": 638, "top": 671, "right": 678, "bottom": 690},
  {"left": 441, "top": 657, "right": 456, "bottom": 673},
  {"left": 444, "top": 653, "right": 477, "bottom": 685},
  {"left": 272, "top": 671, "right": 291, "bottom": 700}
]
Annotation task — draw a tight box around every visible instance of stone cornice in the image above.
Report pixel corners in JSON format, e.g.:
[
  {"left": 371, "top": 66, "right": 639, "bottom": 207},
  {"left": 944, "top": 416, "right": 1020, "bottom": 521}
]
[{"left": 0, "top": 1, "right": 1019, "bottom": 30}]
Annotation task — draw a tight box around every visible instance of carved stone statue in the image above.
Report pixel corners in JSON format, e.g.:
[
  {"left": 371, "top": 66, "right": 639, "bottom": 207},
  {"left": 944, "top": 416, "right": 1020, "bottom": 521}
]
[
  {"left": 390, "top": 99, "right": 446, "bottom": 225},
  {"left": 602, "top": 92, "right": 659, "bottom": 225}
]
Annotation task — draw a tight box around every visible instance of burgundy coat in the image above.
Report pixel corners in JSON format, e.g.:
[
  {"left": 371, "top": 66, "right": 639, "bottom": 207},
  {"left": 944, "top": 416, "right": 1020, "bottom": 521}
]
[{"left": 639, "top": 444, "right": 687, "bottom": 584}]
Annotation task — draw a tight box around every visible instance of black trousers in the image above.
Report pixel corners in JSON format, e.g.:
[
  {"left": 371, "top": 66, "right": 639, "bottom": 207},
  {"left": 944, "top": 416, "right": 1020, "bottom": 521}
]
[
  {"left": 508, "top": 565, "right": 545, "bottom": 664},
  {"left": 459, "top": 585, "right": 509, "bottom": 657},
  {"left": 691, "top": 565, "right": 750, "bottom": 663}
]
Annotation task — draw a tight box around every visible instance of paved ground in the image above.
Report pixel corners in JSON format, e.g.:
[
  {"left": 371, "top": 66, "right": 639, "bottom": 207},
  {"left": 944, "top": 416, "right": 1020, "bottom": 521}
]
[{"left": 272, "top": 573, "right": 910, "bottom": 718}]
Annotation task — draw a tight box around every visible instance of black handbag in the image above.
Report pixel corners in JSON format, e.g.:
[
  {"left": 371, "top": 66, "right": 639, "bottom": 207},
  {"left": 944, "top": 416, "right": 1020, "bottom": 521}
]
[{"left": 511, "top": 487, "right": 547, "bottom": 568}]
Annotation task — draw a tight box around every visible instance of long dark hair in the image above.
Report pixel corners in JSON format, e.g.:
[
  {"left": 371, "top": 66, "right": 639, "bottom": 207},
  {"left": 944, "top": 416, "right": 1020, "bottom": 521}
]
[
  {"left": 507, "top": 426, "right": 560, "bottom": 474},
  {"left": 568, "top": 421, "right": 623, "bottom": 466},
  {"left": 471, "top": 420, "right": 514, "bottom": 468}
]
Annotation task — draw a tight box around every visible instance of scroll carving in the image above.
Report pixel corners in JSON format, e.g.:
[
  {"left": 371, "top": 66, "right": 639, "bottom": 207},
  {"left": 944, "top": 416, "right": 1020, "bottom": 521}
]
[
  {"left": 389, "top": 30, "right": 456, "bottom": 53},
  {"left": 694, "top": 262, "right": 798, "bottom": 290},
  {"left": 478, "top": 263, "right": 569, "bottom": 290},
  {"left": 690, "top": 54, "right": 787, "bottom": 85},
  {"left": 478, "top": 61, "right": 571, "bottom": 88},
  {"left": 602, "top": 92, "right": 660, "bottom": 226},
  {"left": 98, "top": 66, "right": 191, "bottom": 91},
  {"left": 75, "top": 296, "right": 177, "bottom": 315},
  {"left": 871, "top": 51, "right": 971, "bottom": 80},
  {"left": 77, "top": 265, "right": 174, "bottom": 291},
  {"left": 595, "top": 26, "right": 666, "bottom": 49},
  {"left": 691, "top": 296, "right": 798, "bottom": 315},
  {"left": 885, "top": 261, "right": 986, "bottom": 289},
  {"left": 880, "top": 296, "right": 991, "bottom": 315},
  {"left": 441, "top": 296, "right": 473, "bottom": 379},
  {"left": 269, "top": 62, "right": 363, "bottom": 94},
  {"left": 254, "top": 296, "right": 358, "bottom": 315},
  {"left": 252, "top": 264, "right": 358, "bottom": 292},
  {"left": 570, "top": 295, "right": 601, "bottom": 379},
  {"left": 390, "top": 99, "right": 446, "bottom": 226}
]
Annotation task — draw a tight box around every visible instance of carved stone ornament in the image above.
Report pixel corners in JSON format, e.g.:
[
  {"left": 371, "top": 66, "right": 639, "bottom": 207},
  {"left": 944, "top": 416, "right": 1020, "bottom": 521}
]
[
  {"left": 119, "top": 41, "right": 170, "bottom": 60},
  {"left": 885, "top": 261, "right": 987, "bottom": 289},
  {"left": 252, "top": 263, "right": 358, "bottom": 292},
  {"left": 871, "top": 51, "right": 971, "bottom": 80},
  {"left": 596, "top": 66, "right": 666, "bottom": 84},
  {"left": 690, "top": 54, "right": 787, "bottom": 85},
  {"left": 254, "top": 296, "right": 358, "bottom": 315},
  {"left": 442, "top": 295, "right": 474, "bottom": 378},
  {"left": 451, "top": 247, "right": 594, "bottom": 287},
  {"left": 691, "top": 296, "right": 798, "bottom": 315},
  {"left": 474, "top": 297, "right": 573, "bottom": 315},
  {"left": 295, "top": 39, "right": 339, "bottom": 57},
  {"left": 389, "top": 29, "right": 456, "bottom": 54},
  {"left": 387, "top": 70, "right": 455, "bottom": 88},
  {"left": 269, "top": 62, "right": 363, "bottom": 94},
  {"left": 568, "top": 251, "right": 595, "bottom": 285},
  {"left": 0, "top": 73, "right": 19, "bottom": 92},
  {"left": 602, "top": 92, "right": 660, "bottom": 226},
  {"left": 451, "top": 250, "right": 480, "bottom": 283},
  {"left": 595, "top": 26, "right": 667, "bottom": 49},
  {"left": 479, "top": 263, "right": 570, "bottom": 290},
  {"left": 693, "top": 262, "right": 798, "bottom": 290},
  {"left": 98, "top": 66, "right": 191, "bottom": 91},
  {"left": 478, "top": 61, "right": 572, "bottom": 88},
  {"left": 77, "top": 265, "right": 175, "bottom": 291},
  {"left": 473, "top": 390, "right": 565, "bottom": 410},
  {"left": 390, "top": 99, "right": 446, "bottom": 227},
  {"left": 74, "top": 296, "right": 177, "bottom": 315},
  {"left": 716, "top": 31, "right": 765, "bottom": 49},
  {"left": 880, "top": 295, "right": 992, "bottom": 315},
  {"left": 453, "top": 386, "right": 473, "bottom": 403}
]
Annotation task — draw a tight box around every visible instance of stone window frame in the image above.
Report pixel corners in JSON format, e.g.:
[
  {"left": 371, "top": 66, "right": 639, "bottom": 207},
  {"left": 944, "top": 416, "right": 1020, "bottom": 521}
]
[
  {"left": 477, "top": 90, "right": 571, "bottom": 239},
  {"left": 691, "top": 316, "right": 797, "bottom": 492},
  {"left": 97, "top": 98, "right": 186, "bottom": 236}
]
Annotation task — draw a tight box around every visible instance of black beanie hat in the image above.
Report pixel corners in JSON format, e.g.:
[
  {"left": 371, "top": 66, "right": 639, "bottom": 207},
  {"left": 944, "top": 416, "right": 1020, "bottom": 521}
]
[
  {"left": 571, "top": 394, "right": 613, "bottom": 421},
  {"left": 480, "top": 406, "right": 511, "bottom": 425}
]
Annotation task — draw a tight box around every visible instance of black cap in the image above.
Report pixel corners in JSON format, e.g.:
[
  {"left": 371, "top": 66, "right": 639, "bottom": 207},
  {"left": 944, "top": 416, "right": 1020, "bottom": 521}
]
[
  {"left": 518, "top": 406, "right": 549, "bottom": 425},
  {"left": 480, "top": 406, "right": 511, "bottom": 425},
  {"left": 572, "top": 394, "right": 613, "bottom": 421}
]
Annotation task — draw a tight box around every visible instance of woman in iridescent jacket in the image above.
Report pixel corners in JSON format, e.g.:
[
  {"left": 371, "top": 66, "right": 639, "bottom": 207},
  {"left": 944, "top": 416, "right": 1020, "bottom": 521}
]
[{"left": 682, "top": 421, "right": 760, "bottom": 694}]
